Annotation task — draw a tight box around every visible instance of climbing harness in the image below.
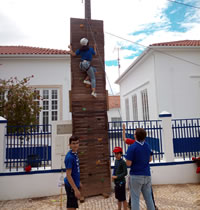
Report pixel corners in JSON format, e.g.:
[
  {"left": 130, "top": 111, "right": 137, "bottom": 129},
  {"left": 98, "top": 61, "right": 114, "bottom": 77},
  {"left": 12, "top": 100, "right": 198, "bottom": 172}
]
[{"left": 79, "top": 60, "right": 91, "bottom": 72}]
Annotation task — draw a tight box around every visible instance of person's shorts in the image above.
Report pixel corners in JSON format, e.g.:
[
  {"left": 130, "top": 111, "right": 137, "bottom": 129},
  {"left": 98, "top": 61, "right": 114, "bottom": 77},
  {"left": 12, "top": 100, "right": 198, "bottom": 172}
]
[
  {"left": 115, "top": 182, "right": 126, "bottom": 202},
  {"left": 65, "top": 184, "right": 78, "bottom": 209}
]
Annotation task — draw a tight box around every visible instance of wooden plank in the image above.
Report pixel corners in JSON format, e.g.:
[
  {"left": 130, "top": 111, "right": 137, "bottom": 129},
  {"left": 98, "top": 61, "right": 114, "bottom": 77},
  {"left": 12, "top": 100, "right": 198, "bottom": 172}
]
[{"left": 70, "top": 18, "right": 111, "bottom": 197}]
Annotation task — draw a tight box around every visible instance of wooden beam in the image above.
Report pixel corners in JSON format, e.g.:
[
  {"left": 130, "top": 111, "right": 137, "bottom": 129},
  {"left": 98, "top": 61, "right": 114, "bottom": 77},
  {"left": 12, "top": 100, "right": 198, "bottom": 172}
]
[
  {"left": 85, "top": 0, "right": 91, "bottom": 19},
  {"left": 70, "top": 18, "right": 111, "bottom": 198}
]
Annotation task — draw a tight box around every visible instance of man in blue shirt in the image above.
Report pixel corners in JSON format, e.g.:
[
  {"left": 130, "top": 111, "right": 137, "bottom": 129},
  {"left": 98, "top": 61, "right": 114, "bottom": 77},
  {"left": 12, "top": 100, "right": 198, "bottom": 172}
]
[
  {"left": 126, "top": 128, "right": 155, "bottom": 210},
  {"left": 64, "top": 136, "right": 81, "bottom": 210}
]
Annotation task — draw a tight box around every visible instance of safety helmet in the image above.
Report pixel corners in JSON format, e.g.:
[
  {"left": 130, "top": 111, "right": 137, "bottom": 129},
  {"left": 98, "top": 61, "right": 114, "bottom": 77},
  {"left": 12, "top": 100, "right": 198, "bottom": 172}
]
[{"left": 80, "top": 38, "right": 88, "bottom": 46}]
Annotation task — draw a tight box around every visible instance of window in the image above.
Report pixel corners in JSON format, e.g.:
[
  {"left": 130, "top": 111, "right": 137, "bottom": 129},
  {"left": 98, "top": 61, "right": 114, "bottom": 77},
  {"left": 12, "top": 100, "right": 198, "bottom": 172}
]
[
  {"left": 125, "top": 98, "right": 130, "bottom": 121},
  {"left": 36, "top": 89, "right": 59, "bottom": 125},
  {"left": 52, "top": 111, "right": 58, "bottom": 121},
  {"left": 0, "top": 91, "right": 5, "bottom": 111},
  {"left": 141, "top": 89, "right": 149, "bottom": 121},
  {"left": 132, "top": 94, "right": 138, "bottom": 121},
  {"left": 34, "top": 90, "right": 40, "bottom": 125},
  {"left": 0, "top": 92, "right": 4, "bottom": 100},
  {"left": 51, "top": 90, "right": 58, "bottom": 121}
]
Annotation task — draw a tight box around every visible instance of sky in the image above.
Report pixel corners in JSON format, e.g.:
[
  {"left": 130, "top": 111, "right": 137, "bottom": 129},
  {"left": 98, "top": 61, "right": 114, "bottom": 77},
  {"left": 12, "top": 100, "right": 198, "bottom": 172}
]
[{"left": 0, "top": 0, "right": 200, "bottom": 94}]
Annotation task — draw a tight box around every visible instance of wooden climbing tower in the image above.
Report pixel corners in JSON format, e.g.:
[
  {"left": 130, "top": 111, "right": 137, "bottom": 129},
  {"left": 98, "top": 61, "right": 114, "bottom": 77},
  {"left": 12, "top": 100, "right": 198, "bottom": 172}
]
[{"left": 69, "top": 1, "right": 111, "bottom": 198}]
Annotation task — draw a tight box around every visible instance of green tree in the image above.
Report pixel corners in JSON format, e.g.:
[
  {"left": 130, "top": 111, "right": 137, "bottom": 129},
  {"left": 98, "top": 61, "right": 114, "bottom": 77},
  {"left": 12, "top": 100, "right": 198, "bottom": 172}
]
[{"left": 0, "top": 76, "right": 42, "bottom": 127}]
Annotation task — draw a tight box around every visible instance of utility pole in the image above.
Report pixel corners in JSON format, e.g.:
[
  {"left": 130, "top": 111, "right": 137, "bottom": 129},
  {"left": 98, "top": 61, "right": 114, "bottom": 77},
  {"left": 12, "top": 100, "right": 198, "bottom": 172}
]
[
  {"left": 113, "top": 47, "right": 121, "bottom": 77},
  {"left": 85, "top": 0, "right": 91, "bottom": 19},
  {"left": 117, "top": 48, "right": 120, "bottom": 77}
]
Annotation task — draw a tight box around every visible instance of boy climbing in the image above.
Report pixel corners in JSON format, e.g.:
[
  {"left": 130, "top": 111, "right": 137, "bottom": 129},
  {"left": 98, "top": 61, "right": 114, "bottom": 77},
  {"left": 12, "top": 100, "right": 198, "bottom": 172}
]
[{"left": 67, "top": 38, "right": 97, "bottom": 97}]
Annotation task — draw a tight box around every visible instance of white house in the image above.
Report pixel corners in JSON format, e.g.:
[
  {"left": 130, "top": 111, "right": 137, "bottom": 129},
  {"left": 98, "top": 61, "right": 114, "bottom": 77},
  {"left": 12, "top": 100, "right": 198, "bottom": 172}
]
[
  {"left": 0, "top": 46, "right": 119, "bottom": 125},
  {"left": 116, "top": 40, "right": 200, "bottom": 121},
  {"left": 1, "top": 46, "right": 200, "bottom": 201},
  {"left": 0, "top": 46, "right": 71, "bottom": 124}
]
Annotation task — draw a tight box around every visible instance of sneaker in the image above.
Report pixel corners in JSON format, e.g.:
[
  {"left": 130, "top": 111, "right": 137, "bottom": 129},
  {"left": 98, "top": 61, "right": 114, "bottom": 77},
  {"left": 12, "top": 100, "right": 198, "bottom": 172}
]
[
  {"left": 91, "top": 92, "right": 97, "bottom": 98},
  {"left": 83, "top": 80, "right": 91, "bottom": 85}
]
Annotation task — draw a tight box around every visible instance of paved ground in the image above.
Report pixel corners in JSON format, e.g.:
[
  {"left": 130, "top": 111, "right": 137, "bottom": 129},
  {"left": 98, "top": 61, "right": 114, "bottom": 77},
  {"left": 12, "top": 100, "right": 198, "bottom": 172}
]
[{"left": 0, "top": 184, "right": 200, "bottom": 210}]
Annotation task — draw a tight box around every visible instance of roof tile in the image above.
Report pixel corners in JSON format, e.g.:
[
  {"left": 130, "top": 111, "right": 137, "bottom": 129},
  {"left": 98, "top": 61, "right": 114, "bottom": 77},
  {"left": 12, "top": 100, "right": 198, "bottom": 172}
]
[
  {"left": 150, "top": 40, "right": 200, "bottom": 47},
  {"left": 0, "top": 46, "right": 67, "bottom": 55}
]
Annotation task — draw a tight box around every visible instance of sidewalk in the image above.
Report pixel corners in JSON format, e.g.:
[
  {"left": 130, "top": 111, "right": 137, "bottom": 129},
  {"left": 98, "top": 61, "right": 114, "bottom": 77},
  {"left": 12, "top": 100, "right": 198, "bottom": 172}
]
[{"left": 0, "top": 184, "right": 200, "bottom": 210}]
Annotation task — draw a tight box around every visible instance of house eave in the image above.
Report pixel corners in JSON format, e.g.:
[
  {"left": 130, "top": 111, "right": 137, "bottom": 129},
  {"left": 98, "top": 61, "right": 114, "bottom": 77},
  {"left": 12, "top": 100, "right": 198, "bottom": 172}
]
[
  {"left": 150, "top": 46, "right": 200, "bottom": 49},
  {"left": 0, "top": 54, "right": 70, "bottom": 59},
  {"left": 115, "top": 45, "right": 200, "bottom": 84},
  {"left": 115, "top": 48, "right": 151, "bottom": 84}
]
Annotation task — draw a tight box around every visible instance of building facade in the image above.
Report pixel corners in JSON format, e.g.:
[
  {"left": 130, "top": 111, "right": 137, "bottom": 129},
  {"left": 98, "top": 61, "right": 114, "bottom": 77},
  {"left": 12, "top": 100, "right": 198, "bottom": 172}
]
[
  {"left": 116, "top": 40, "right": 200, "bottom": 120},
  {"left": 0, "top": 46, "right": 71, "bottom": 124},
  {"left": 0, "top": 46, "right": 120, "bottom": 125}
]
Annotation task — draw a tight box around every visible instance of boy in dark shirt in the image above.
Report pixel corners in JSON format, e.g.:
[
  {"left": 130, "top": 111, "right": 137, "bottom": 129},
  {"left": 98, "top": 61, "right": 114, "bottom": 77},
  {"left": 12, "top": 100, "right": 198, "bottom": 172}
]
[{"left": 112, "top": 146, "right": 128, "bottom": 210}]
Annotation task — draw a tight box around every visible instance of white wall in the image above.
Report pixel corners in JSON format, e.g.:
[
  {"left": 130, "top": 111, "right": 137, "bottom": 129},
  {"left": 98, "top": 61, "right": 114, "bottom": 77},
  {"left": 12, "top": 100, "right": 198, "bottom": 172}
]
[
  {"left": 0, "top": 56, "right": 72, "bottom": 121},
  {"left": 51, "top": 120, "right": 71, "bottom": 170},
  {"left": 1, "top": 115, "right": 200, "bottom": 200},
  {"left": 1, "top": 162, "right": 198, "bottom": 201},
  {"left": 0, "top": 119, "right": 72, "bottom": 201},
  {"left": 0, "top": 172, "right": 62, "bottom": 200},
  {"left": 107, "top": 108, "right": 121, "bottom": 122},
  {"left": 120, "top": 54, "right": 158, "bottom": 121},
  {"left": 151, "top": 163, "right": 200, "bottom": 185},
  {"left": 119, "top": 47, "right": 200, "bottom": 120},
  {"left": 155, "top": 49, "right": 200, "bottom": 119}
]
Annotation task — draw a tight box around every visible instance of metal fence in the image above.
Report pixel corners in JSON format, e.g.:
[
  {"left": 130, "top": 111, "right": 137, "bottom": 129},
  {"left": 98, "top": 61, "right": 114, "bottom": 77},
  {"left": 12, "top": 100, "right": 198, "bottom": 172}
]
[
  {"left": 172, "top": 118, "right": 200, "bottom": 160},
  {"left": 108, "top": 120, "right": 164, "bottom": 163},
  {"left": 5, "top": 124, "right": 52, "bottom": 172}
]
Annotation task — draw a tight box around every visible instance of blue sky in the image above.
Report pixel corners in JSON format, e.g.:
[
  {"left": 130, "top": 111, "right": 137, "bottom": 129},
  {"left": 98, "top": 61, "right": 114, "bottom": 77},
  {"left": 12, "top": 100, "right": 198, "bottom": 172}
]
[
  {"left": 105, "top": 0, "right": 200, "bottom": 68},
  {"left": 0, "top": 0, "right": 200, "bottom": 94}
]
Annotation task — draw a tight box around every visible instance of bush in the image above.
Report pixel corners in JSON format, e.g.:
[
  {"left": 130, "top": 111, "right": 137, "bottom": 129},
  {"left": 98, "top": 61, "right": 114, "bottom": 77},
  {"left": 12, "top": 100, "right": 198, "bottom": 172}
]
[{"left": 0, "top": 76, "right": 42, "bottom": 127}]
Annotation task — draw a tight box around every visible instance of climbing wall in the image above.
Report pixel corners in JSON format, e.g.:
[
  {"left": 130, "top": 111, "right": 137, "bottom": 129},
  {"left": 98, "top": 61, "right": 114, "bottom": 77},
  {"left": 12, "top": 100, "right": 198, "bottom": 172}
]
[{"left": 70, "top": 18, "right": 111, "bottom": 197}]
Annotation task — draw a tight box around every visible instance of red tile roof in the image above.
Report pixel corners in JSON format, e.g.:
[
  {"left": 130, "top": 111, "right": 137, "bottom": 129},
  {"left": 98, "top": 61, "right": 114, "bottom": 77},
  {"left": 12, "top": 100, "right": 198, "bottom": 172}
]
[
  {"left": 150, "top": 40, "right": 200, "bottom": 47},
  {"left": 108, "top": 96, "right": 120, "bottom": 109},
  {"left": 0, "top": 46, "right": 68, "bottom": 55}
]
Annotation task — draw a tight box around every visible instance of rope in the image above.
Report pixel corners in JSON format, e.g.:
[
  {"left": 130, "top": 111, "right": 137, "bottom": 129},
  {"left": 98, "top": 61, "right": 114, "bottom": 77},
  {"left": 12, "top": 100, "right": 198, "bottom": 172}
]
[
  {"left": 167, "top": 0, "right": 200, "bottom": 10},
  {"left": 105, "top": 31, "right": 200, "bottom": 67},
  {"left": 86, "top": 19, "right": 122, "bottom": 119}
]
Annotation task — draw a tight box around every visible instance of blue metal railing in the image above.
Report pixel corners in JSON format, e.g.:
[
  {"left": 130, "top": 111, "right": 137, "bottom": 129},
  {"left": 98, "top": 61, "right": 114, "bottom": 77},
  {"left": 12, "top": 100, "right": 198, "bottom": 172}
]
[
  {"left": 108, "top": 120, "right": 164, "bottom": 163},
  {"left": 172, "top": 118, "right": 200, "bottom": 160},
  {"left": 5, "top": 124, "right": 52, "bottom": 171}
]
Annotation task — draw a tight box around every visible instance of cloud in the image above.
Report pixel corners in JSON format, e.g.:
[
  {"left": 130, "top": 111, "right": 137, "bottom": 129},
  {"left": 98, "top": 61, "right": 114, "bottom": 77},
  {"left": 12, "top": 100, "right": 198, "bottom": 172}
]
[
  {"left": 0, "top": 13, "right": 27, "bottom": 44},
  {"left": 103, "top": 0, "right": 200, "bottom": 67},
  {"left": 1, "top": 0, "right": 200, "bottom": 94},
  {"left": 0, "top": 0, "right": 84, "bottom": 49}
]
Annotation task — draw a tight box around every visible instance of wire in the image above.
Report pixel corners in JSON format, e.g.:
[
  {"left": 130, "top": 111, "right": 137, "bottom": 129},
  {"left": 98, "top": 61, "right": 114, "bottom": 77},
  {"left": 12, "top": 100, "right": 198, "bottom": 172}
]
[
  {"left": 105, "top": 31, "right": 200, "bottom": 67},
  {"left": 166, "top": 0, "right": 200, "bottom": 10},
  {"left": 86, "top": 19, "right": 122, "bottom": 118}
]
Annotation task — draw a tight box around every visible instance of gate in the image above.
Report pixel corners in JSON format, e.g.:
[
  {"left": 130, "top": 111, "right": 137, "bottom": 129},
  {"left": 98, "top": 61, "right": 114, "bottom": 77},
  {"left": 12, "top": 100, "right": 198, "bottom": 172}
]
[
  {"left": 5, "top": 124, "right": 52, "bottom": 171},
  {"left": 172, "top": 118, "right": 200, "bottom": 160},
  {"left": 108, "top": 120, "right": 164, "bottom": 162}
]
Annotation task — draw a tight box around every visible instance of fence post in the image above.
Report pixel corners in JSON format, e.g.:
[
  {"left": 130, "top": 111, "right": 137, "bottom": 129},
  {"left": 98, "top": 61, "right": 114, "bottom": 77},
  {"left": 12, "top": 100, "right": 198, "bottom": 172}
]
[
  {"left": 52, "top": 121, "right": 72, "bottom": 170},
  {"left": 0, "top": 116, "right": 7, "bottom": 172},
  {"left": 159, "top": 111, "right": 174, "bottom": 162}
]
